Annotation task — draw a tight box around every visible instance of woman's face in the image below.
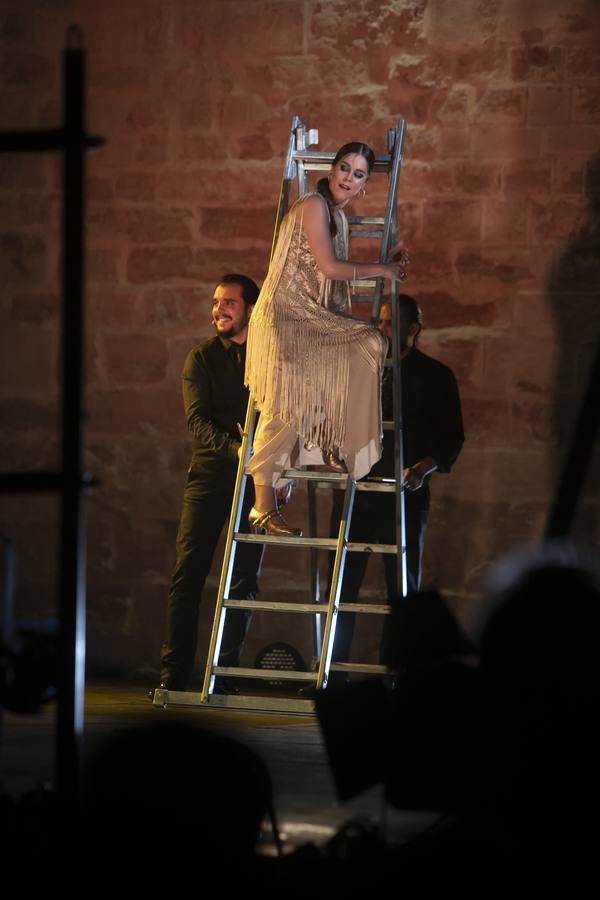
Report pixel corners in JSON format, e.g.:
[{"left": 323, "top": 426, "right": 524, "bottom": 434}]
[{"left": 328, "top": 153, "right": 370, "bottom": 206}]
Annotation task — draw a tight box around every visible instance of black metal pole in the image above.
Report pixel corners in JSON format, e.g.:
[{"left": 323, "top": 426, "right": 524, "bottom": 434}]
[{"left": 56, "top": 25, "right": 87, "bottom": 809}]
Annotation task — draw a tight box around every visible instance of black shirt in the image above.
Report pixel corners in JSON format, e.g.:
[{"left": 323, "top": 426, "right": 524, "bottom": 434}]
[
  {"left": 374, "top": 346, "right": 465, "bottom": 478},
  {"left": 182, "top": 335, "right": 249, "bottom": 477}
]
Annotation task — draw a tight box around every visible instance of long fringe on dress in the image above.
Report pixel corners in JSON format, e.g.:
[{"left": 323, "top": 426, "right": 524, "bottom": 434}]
[{"left": 246, "top": 194, "right": 387, "bottom": 455}]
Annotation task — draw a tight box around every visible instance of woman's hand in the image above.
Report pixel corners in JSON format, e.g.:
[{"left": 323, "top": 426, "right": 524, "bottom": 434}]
[{"left": 385, "top": 244, "right": 410, "bottom": 281}]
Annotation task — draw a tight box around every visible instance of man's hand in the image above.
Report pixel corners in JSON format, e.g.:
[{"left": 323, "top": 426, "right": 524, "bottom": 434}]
[{"left": 402, "top": 465, "right": 424, "bottom": 491}]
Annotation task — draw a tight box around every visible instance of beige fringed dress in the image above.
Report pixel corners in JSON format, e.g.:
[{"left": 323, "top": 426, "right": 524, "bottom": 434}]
[{"left": 245, "top": 192, "right": 388, "bottom": 486}]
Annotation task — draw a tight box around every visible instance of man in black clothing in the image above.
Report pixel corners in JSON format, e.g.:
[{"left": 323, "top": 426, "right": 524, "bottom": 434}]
[
  {"left": 330, "top": 294, "right": 465, "bottom": 665},
  {"left": 158, "top": 274, "right": 264, "bottom": 692}
]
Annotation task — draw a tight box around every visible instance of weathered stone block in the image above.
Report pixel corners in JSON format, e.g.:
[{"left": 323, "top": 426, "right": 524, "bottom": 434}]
[
  {"left": 455, "top": 162, "right": 502, "bottom": 195},
  {"left": 88, "top": 248, "right": 119, "bottom": 284},
  {"left": 0, "top": 232, "right": 46, "bottom": 286},
  {"left": 474, "top": 87, "right": 527, "bottom": 122},
  {"left": 572, "top": 85, "right": 600, "bottom": 123},
  {"left": 504, "top": 159, "right": 553, "bottom": 194},
  {"left": 530, "top": 199, "right": 584, "bottom": 241},
  {"left": 511, "top": 45, "right": 564, "bottom": 82},
  {"left": 126, "top": 246, "right": 193, "bottom": 283},
  {"left": 527, "top": 85, "right": 571, "bottom": 124},
  {"left": 423, "top": 199, "right": 482, "bottom": 241},
  {"left": 115, "top": 172, "right": 156, "bottom": 203},
  {"left": 101, "top": 333, "right": 168, "bottom": 385},
  {"left": 473, "top": 125, "right": 542, "bottom": 158},
  {"left": 11, "top": 292, "right": 57, "bottom": 325},
  {"left": 483, "top": 198, "right": 528, "bottom": 242}
]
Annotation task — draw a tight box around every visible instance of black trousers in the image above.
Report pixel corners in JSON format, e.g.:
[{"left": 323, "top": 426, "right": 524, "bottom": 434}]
[
  {"left": 160, "top": 465, "right": 264, "bottom": 688},
  {"left": 328, "top": 485, "right": 429, "bottom": 665}
]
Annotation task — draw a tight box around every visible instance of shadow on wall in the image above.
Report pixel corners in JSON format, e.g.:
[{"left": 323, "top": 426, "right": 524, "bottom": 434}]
[{"left": 547, "top": 152, "right": 600, "bottom": 543}]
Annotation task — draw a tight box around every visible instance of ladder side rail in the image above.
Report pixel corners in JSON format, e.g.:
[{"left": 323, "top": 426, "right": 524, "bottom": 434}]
[
  {"left": 315, "top": 477, "right": 357, "bottom": 689},
  {"left": 391, "top": 279, "right": 408, "bottom": 598},
  {"left": 371, "top": 120, "right": 406, "bottom": 328},
  {"left": 307, "top": 478, "right": 323, "bottom": 656},
  {"left": 202, "top": 115, "right": 303, "bottom": 699},
  {"left": 269, "top": 116, "right": 301, "bottom": 260},
  {"left": 387, "top": 120, "right": 409, "bottom": 598},
  {"left": 200, "top": 400, "right": 257, "bottom": 701}
]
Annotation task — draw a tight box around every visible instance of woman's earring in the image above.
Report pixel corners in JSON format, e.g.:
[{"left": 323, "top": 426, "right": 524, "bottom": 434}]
[{"left": 359, "top": 187, "right": 367, "bottom": 199}]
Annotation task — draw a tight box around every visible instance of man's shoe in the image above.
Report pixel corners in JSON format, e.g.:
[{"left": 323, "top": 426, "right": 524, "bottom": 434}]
[{"left": 249, "top": 507, "right": 302, "bottom": 537}]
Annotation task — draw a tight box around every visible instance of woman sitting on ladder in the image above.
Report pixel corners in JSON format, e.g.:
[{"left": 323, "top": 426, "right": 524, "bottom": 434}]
[{"left": 245, "top": 141, "right": 409, "bottom": 537}]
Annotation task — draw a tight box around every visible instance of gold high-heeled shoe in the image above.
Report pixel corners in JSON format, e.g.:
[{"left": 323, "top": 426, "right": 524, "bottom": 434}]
[
  {"left": 322, "top": 448, "right": 348, "bottom": 474},
  {"left": 248, "top": 507, "right": 302, "bottom": 537}
]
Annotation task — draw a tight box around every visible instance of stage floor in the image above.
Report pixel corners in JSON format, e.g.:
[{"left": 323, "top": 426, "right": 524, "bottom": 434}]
[{"left": 0, "top": 677, "right": 439, "bottom": 856}]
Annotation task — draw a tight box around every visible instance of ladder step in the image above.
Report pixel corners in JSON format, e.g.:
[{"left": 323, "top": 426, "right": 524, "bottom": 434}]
[
  {"left": 223, "top": 599, "right": 392, "bottom": 614},
  {"left": 293, "top": 150, "right": 392, "bottom": 173},
  {"left": 329, "top": 662, "right": 393, "bottom": 675},
  {"left": 352, "top": 290, "right": 382, "bottom": 303},
  {"left": 234, "top": 533, "right": 337, "bottom": 549},
  {"left": 234, "top": 533, "right": 398, "bottom": 553},
  {"left": 280, "top": 468, "right": 347, "bottom": 482},
  {"left": 214, "top": 665, "right": 317, "bottom": 683},
  {"left": 338, "top": 602, "right": 391, "bottom": 614},
  {"left": 356, "top": 480, "right": 396, "bottom": 492},
  {"left": 280, "top": 468, "right": 396, "bottom": 489},
  {"left": 225, "top": 599, "right": 329, "bottom": 614},
  {"left": 349, "top": 542, "right": 398, "bottom": 554},
  {"left": 349, "top": 282, "right": 379, "bottom": 292},
  {"left": 347, "top": 216, "right": 385, "bottom": 225},
  {"left": 349, "top": 230, "right": 384, "bottom": 239}
]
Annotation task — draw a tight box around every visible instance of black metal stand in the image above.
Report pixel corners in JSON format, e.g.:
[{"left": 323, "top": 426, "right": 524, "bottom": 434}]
[{"left": 0, "top": 25, "right": 104, "bottom": 809}]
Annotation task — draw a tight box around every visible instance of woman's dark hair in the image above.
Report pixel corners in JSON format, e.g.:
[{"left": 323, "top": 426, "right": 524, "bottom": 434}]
[
  {"left": 317, "top": 142, "right": 376, "bottom": 237},
  {"left": 217, "top": 273, "right": 260, "bottom": 305}
]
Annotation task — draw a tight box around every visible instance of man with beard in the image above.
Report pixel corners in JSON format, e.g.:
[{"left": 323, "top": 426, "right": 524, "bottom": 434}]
[
  {"left": 329, "top": 294, "right": 465, "bottom": 668},
  {"left": 156, "top": 274, "right": 264, "bottom": 694}
]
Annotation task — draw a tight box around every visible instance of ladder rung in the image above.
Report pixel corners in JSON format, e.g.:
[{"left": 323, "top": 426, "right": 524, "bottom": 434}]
[
  {"left": 234, "top": 533, "right": 337, "bottom": 549},
  {"left": 329, "top": 662, "right": 393, "bottom": 675},
  {"left": 293, "top": 150, "right": 392, "bottom": 173},
  {"left": 214, "top": 665, "right": 317, "bottom": 683},
  {"left": 280, "top": 468, "right": 347, "bottom": 482},
  {"left": 224, "top": 600, "right": 392, "bottom": 615},
  {"left": 225, "top": 599, "right": 329, "bottom": 614},
  {"left": 348, "top": 542, "right": 398, "bottom": 554},
  {"left": 234, "top": 533, "right": 398, "bottom": 553},
  {"left": 338, "top": 602, "right": 391, "bottom": 614},
  {"left": 347, "top": 216, "right": 385, "bottom": 225},
  {"left": 356, "top": 480, "right": 396, "bottom": 492},
  {"left": 350, "top": 286, "right": 380, "bottom": 296},
  {"left": 349, "top": 230, "right": 384, "bottom": 239}
]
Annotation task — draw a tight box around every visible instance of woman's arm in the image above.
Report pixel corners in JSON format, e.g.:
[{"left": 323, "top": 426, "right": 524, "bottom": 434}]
[{"left": 301, "top": 194, "right": 407, "bottom": 283}]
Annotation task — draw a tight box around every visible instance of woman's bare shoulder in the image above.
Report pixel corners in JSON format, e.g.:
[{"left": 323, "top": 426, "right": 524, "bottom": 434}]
[{"left": 294, "top": 192, "right": 328, "bottom": 220}]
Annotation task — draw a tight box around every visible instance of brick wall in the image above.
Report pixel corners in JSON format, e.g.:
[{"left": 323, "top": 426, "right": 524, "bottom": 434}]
[{"left": 1, "top": 0, "right": 599, "bottom": 676}]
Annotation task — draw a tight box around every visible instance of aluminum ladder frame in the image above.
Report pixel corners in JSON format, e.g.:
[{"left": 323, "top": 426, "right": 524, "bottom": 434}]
[{"left": 154, "top": 116, "right": 407, "bottom": 714}]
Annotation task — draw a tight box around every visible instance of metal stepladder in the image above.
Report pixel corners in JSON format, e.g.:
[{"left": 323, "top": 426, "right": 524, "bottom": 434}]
[{"left": 154, "top": 117, "right": 408, "bottom": 714}]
